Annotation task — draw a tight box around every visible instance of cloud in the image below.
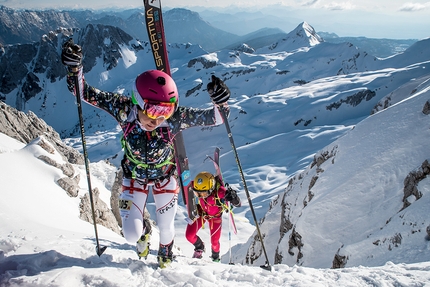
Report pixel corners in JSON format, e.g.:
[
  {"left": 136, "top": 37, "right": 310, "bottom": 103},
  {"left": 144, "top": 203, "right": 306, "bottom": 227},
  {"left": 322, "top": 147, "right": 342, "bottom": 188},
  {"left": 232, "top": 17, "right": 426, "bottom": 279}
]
[
  {"left": 299, "top": 1, "right": 355, "bottom": 11},
  {"left": 399, "top": 2, "right": 430, "bottom": 11},
  {"left": 302, "top": 0, "right": 319, "bottom": 6},
  {"left": 322, "top": 1, "right": 356, "bottom": 11}
]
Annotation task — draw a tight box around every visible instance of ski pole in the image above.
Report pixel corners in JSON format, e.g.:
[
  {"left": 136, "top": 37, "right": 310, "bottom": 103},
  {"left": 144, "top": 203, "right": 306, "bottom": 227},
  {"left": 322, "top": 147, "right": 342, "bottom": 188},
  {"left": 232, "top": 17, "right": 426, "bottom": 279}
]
[
  {"left": 73, "top": 70, "right": 107, "bottom": 257},
  {"left": 218, "top": 106, "right": 271, "bottom": 271},
  {"left": 227, "top": 202, "right": 233, "bottom": 265}
]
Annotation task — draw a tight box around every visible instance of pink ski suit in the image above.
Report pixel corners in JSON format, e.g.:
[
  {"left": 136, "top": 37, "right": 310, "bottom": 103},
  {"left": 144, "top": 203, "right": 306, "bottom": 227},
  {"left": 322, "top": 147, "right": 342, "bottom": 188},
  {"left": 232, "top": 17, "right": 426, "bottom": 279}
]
[{"left": 185, "top": 181, "right": 228, "bottom": 255}]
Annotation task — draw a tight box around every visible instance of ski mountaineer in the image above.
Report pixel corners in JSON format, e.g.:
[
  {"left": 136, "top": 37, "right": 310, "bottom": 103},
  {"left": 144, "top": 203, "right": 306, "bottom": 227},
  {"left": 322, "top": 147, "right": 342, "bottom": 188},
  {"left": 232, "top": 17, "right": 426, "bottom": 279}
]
[
  {"left": 60, "top": 39, "right": 231, "bottom": 268},
  {"left": 185, "top": 171, "right": 241, "bottom": 262}
]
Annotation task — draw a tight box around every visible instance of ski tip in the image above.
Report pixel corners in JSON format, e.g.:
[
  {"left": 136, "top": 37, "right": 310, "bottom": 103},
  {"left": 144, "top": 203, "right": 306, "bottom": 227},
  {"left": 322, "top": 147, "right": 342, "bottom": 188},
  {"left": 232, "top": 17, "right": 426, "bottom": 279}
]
[{"left": 96, "top": 245, "right": 108, "bottom": 257}]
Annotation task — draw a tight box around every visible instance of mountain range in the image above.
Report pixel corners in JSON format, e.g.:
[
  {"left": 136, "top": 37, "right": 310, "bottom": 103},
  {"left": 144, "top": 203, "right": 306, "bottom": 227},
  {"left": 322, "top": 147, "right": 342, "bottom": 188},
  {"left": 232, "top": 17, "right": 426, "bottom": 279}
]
[
  {"left": 1, "top": 4, "right": 430, "bottom": 270},
  {"left": 0, "top": 5, "right": 417, "bottom": 58}
]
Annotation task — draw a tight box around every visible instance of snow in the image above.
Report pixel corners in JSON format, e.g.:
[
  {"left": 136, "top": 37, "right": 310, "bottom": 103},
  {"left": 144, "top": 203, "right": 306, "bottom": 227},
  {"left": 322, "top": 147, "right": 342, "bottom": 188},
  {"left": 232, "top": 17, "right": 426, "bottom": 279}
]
[
  {"left": 119, "top": 44, "right": 137, "bottom": 69},
  {"left": 0, "top": 132, "right": 429, "bottom": 286},
  {"left": 2, "top": 78, "right": 430, "bottom": 287}
]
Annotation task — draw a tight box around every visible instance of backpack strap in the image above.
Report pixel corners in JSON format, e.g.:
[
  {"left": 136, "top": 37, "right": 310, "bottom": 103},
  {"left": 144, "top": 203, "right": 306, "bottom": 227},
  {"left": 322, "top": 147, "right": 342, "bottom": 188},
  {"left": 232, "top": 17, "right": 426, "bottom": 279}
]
[{"left": 120, "top": 124, "right": 175, "bottom": 180}]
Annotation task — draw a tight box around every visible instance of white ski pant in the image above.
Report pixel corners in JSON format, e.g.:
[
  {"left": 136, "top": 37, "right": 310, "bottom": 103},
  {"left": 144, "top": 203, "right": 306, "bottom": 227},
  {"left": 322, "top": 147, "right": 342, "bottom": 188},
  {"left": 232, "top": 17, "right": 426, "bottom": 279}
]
[{"left": 119, "top": 177, "right": 178, "bottom": 245}]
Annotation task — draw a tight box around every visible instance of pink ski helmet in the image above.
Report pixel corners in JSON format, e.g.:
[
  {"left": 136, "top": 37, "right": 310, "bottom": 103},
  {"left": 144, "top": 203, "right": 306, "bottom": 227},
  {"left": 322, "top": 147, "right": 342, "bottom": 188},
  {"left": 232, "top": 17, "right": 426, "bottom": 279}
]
[{"left": 132, "top": 70, "right": 179, "bottom": 117}]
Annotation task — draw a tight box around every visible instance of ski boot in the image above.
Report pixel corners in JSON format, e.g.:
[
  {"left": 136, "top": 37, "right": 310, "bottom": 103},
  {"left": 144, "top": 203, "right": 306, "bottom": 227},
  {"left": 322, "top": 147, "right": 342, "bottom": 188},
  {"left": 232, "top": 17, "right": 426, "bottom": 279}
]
[
  {"left": 211, "top": 251, "right": 220, "bottom": 262},
  {"left": 136, "top": 219, "right": 152, "bottom": 259},
  {"left": 158, "top": 256, "right": 172, "bottom": 269},
  {"left": 157, "top": 241, "right": 174, "bottom": 269},
  {"left": 192, "top": 237, "right": 205, "bottom": 259},
  {"left": 192, "top": 249, "right": 205, "bottom": 259},
  {"left": 136, "top": 234, "right": 150, "bottom": 259}
]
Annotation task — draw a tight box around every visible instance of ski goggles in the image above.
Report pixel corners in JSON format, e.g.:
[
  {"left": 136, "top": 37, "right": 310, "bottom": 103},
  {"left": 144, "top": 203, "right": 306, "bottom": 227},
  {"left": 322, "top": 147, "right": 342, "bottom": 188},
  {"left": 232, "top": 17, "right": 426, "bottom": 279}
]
[
  {"left": 132, "top": 92, "right": 175, "bottom": 120},
  {"left": 190, "top": 186, "right": 214, "bottom": 198},
  {"left": 142, "top": 100, "right": 175, "bottom": 120}
]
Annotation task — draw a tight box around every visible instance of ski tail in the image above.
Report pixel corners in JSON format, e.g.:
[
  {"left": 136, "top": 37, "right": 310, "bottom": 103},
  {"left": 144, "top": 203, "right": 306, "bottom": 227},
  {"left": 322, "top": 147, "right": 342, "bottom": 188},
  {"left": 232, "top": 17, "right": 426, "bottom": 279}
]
[{"left": 143, "top": 0, "right": 196, "bottom": 221}]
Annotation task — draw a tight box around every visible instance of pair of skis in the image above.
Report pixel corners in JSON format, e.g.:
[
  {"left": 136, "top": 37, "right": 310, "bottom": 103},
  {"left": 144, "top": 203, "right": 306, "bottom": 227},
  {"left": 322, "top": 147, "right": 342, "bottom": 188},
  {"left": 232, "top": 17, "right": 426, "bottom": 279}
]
[{"left": 143, "top": 0, "right": 197, "bottom": 222}]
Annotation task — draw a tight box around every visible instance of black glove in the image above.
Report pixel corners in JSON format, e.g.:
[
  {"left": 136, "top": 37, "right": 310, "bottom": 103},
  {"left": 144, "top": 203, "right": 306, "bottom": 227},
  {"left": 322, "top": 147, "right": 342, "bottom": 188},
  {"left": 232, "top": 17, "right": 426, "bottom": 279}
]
[
  {"left": 225, "top": 185, "right": 241, "bottom": 207},
  {"left": 207, "top": 75, "right": 230, "bottom": 105},
  {"left": 61, "top": 38, "right": 83, "bottom": 70}
]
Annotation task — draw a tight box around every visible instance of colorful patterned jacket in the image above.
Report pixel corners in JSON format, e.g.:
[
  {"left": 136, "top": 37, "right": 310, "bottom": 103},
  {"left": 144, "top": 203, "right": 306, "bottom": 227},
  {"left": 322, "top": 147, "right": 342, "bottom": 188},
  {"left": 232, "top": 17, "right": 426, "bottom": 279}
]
[{"left": 66, "top": 70, "right": 228, "bottom": 181}]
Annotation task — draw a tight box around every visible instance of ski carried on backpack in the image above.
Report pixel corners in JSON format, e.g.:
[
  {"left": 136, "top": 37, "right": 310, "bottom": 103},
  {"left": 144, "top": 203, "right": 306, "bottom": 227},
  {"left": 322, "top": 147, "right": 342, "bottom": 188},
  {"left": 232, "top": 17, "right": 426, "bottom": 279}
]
[
  {"left": 143, "top": 0, "right": 197, "bottom": 222},
  {"left": 208, "top": 147, "right": 237, "bottom": 235}
]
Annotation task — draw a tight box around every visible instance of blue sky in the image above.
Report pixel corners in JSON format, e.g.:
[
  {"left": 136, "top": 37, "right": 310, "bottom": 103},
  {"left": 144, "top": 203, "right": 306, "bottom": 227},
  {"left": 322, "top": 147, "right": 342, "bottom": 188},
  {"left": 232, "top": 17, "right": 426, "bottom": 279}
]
[{"left": 1, "top": 0, "right": 429, "bottom": 39}]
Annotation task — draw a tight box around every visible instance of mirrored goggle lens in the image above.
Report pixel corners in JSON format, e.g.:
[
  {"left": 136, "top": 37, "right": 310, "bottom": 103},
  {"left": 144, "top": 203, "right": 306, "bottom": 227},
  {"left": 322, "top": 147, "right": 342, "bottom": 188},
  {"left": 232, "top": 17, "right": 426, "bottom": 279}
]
[{"left": 143, "top": 101, "right": 175, "bottom": 120}]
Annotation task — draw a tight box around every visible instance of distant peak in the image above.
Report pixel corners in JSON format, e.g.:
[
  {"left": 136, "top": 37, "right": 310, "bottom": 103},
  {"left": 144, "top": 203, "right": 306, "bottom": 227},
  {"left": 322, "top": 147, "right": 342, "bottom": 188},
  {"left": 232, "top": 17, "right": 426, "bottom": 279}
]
[
  {"left": 261, "top": 21, "right": 324, "bottom": 52},
  {"left": 290, "top": 21, "right": 323, "bottom": 46}
]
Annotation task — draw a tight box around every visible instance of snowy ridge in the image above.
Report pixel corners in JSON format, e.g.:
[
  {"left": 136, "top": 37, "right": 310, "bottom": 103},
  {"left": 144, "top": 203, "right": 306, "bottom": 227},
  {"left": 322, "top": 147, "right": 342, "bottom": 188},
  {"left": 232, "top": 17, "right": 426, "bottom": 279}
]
[
  {"left": 241, "top": 79, "right": 430, "bottom": 268},
  {"left": 0, "top": 131, "right": 430, "bottom": 286}
]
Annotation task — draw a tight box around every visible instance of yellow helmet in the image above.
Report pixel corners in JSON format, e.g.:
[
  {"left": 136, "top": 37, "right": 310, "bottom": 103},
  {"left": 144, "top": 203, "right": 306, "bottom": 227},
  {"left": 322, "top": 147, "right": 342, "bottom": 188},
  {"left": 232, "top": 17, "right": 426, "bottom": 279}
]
[{"left": 193, "top": 171, "right": 215, "bottom": 198}]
